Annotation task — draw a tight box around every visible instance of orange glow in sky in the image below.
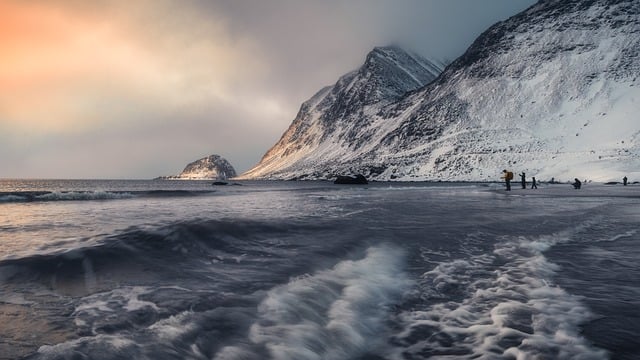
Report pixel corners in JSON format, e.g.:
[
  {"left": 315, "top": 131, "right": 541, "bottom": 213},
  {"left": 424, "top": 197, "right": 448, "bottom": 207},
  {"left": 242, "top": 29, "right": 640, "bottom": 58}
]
[
  {"left": 0, "top": 1, "right": 263, "bottom": 133},
  {"left": 0, "top": 0, "right": 536, "bottom": 178},
  {"left": 1, "top": 2, "right": 156, "bottom": 131}
]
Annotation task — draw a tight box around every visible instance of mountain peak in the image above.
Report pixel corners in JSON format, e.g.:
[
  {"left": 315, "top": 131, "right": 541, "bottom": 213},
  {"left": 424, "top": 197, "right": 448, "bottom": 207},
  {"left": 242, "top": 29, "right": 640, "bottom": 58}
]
[
  {"left": 237, "top": 46, "right": 446, "bottom": 180},
  {"left": 368, "top": 45, "right": 445, "bottom": 71},
  {"left": 355, "top": 45, "right": 444, "bottom": 103},
  {"left": 240, "top": 0, "right": 640, "bottom": 182},
  {"left": 367, "top": 45, "right": 412, "bottom": 62}
]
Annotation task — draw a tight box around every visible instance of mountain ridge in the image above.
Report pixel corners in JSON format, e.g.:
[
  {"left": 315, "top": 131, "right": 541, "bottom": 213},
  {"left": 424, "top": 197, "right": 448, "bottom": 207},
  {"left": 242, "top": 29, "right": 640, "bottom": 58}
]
[
  {"left": 240, "top": 0, "right": 640, "bottom": 182},
  {"left": 238, "top": 46, "right": 445, "bottom": 180}
]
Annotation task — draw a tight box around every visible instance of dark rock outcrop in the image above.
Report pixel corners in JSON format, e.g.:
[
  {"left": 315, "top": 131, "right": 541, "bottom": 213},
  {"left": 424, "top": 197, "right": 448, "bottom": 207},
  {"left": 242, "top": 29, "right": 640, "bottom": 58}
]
[{"left": 334, "top": 175, "right": 368, "bottom": 184}]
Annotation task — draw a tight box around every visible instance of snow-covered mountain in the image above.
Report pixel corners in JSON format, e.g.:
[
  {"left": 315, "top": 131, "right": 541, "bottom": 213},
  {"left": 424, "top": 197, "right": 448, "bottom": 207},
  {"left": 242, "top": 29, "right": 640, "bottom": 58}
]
[
  {"left": 240, "top": 0, "right": 640, "bottom": 182},
  {"left": 162, "top": 155, "right": 237, "bottom": 180},
  {"left": 237, "top": 46, "right": 445, "bottom": 180}
]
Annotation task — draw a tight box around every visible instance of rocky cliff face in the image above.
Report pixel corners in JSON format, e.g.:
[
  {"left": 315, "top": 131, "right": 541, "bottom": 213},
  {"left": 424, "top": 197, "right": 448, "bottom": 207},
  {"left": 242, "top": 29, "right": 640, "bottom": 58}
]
[
  {"left": 238, "top": 46, "right": 444, "bottom": 180},
  {"left": 241, "top": 0, "right": 640, "bottom": 182},
  {"left": 165, "top": 155, "right": 237, "bottom": 180}
]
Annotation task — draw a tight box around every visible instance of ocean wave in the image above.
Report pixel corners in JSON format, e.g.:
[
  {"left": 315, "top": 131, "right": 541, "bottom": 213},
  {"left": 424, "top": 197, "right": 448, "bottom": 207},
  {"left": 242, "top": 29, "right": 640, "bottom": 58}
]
[
  {"left": 0, "top": 190, "right": 215, "bottom": 203},
  {"left": 0, "top": 218, "right": 328, "bottom": 292},
  {"left": 391, "top": 221, "right": 608, "bottom": 359},
  {"left": 215, "top": 244, "right": 412, "bottom": 360},
  {"left": 29, "top": 244, "right": 413, "bottom": 360},
  {"left": 21, "top": 223, "right": 387, "bottom": 360}
]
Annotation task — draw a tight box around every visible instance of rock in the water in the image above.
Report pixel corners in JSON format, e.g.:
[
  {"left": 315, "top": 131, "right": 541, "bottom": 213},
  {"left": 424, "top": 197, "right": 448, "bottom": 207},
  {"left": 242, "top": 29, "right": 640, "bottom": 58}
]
[
  {"left": 334, "top": 175, "right": 368, "bottom": 184},
  {"left": 160, "top": 155, "right": 237, "bottom": 180}
]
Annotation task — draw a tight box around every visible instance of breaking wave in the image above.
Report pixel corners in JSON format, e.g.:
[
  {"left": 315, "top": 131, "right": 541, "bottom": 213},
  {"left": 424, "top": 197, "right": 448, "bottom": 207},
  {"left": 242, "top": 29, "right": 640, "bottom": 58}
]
[
  {"left": 0, "top": 190, "right": 214, "bottom": 203},
  {"left": 215, "top": 244, "right": 412, "bottom": 359},
  {"left": 391, "top": 223, "right": 608, "bottom": 359},
  {"left": 27, "top": 244, "right": 412, "bottom": 360},
  {"left": 0, "top": 218, "right": 297, "bottom": 283}
]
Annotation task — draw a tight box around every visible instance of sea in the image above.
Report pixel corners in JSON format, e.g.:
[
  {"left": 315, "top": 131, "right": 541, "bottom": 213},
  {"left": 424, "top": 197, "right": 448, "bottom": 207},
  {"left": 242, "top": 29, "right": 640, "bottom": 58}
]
[{"left": 0, "top": 179, "right": 638, "bottom": 360}]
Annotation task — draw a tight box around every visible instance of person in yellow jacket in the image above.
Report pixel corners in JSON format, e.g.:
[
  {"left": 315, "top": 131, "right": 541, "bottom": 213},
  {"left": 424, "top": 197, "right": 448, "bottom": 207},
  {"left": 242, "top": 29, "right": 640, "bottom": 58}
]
[{"left": 501, "top": 169, "right": 513, "bottom": 191}]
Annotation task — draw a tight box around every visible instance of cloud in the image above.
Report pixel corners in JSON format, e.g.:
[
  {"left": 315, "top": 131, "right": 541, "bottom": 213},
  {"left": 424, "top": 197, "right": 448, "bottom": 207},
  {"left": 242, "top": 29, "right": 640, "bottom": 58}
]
[
  {"left": 0, "top": 0, "right": 276, "bottom": 177},
  {"left": 0, "top": 0, "right": 266, "bottom": 129},
  {"left": 0, "top": 0, "right": 535, "bottom": 178}
]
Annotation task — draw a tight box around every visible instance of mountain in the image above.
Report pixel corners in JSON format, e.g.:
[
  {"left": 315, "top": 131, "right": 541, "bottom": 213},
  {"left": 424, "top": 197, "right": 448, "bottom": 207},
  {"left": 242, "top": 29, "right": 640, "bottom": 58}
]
[
  {"left": 162, "top": 155, "right": 237, "bottom": 180},
  {"left": 237, "top": 46, "right": 445, "bottom": 180},
  {"left": 239, "top": 0, "right": 640, "bottom": 182}
]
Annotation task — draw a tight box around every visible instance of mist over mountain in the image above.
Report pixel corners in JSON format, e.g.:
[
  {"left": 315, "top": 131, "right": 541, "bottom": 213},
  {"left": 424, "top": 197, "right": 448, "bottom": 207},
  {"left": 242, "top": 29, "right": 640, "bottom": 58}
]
[{"left": 240, "top": 0, "right": 640, "bottom": 182}]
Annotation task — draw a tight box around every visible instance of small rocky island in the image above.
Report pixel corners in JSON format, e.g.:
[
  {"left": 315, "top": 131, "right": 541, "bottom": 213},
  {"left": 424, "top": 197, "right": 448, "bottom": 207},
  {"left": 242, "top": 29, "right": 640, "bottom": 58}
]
[{"left": 158, "top": 154, "right": 237, "bottom": 180}]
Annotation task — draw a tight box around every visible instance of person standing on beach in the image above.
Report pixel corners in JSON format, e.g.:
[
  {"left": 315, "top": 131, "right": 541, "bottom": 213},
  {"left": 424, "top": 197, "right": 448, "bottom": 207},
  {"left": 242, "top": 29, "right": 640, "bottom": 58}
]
[
  {"left": 502, "top": 170, "right": 513, "bottom": 191},
  {"left": 531, "top": 177, "right": 538, "bottom": 189},
  {"left": 573, "top": 178, "right": 582, "bottom": 189},
  {"left": 623, "top": 176, "right": 628, "bottom": 186},
  {"left": 519, "top": 172, "right": 526, "bottom": 189}
]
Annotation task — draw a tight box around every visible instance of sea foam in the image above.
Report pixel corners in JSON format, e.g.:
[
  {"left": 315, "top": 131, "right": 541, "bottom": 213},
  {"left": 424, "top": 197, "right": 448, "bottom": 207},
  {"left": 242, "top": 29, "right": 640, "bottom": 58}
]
[
  {"left": 392, "top": 224, "right": 608, "bottom": 359},
  {"left": 218, "top": 244, "right": 412, "bottom": 360}
]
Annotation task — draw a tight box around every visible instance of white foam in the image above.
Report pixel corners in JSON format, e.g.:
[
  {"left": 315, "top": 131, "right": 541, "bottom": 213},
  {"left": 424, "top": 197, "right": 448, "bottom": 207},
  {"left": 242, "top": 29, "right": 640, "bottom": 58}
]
[
  {"left": 34, "top": 286, "right": 198, "bottom": 358},
  {"left": 148, "top": 311, "right": 196, "bottom": 341},
  {"left": 392, "top": 225, "right": 608, "bottom": 359},
  {"left": 37, "top": 335, "right": 137, "bottom": 358},
  {"left": 72, "top": 286, "right": 160, "bottom": 332},
  {"left": 35, "top": 191, "right": 134, "bottom": 202},
  {"left": 603, "top": 229, "right": 637, "bottom": 242},
  {"left": 228, "top": 245, "right": 412, "bottom": 360},
  {"left": 214, "top": 346, "right": 259, "bottom": 360}
]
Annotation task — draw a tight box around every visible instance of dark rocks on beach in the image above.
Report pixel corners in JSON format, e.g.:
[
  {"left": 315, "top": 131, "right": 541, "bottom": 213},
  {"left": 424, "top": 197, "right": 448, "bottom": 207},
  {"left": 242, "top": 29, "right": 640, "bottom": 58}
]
[
  {"left": 213, "top": 181, "right": 244, "bottom": 186},
  {"left": 334, "top": 175, "right": 368, "bottom": 185}
]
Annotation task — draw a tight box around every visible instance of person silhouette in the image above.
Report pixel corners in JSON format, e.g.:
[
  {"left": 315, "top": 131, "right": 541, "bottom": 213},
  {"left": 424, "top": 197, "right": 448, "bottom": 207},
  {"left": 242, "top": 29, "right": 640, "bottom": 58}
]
[
  {"left": 531, "top": 177, "right": 537, "bottom": 189},
  {"left": 519, "top": 172, "right": 526, "bottom": 189},
  {"left": 572, "top": 178, "right": 582, "bottom": 189},
  {"left": 502, "top": 170, "right": 513, "bottom": 191},
  {"left": 623, "top": 176, "right": 628, "bottom": 186}
]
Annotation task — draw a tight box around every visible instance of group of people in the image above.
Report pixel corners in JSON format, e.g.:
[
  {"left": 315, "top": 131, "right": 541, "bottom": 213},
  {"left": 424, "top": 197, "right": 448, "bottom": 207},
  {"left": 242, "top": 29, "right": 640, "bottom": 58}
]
[
  {"left": 501, "top": 170, "right": 631, "bottom": 191},
  {"left": 501, "top": 170, "right": 537, "bottom": 191}
]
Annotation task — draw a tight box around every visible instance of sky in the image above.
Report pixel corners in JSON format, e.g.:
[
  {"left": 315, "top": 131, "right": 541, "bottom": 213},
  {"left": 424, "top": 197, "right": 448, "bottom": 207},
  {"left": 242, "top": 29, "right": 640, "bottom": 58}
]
[{"left": 0, "top": 0, "right": 536, "bottom": 179}]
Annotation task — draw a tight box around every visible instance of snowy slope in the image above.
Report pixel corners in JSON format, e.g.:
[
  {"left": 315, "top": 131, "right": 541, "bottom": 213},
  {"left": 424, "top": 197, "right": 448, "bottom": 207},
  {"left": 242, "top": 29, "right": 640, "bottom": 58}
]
[
  {"left": 238, "top": 46, "right": 445, "bottom": 180},
  {"left": 164, "top": 155, "right": 237, "bottom": 180},
  {"left": 240, "top": 0, "right": 640, "bottom": 182}
]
